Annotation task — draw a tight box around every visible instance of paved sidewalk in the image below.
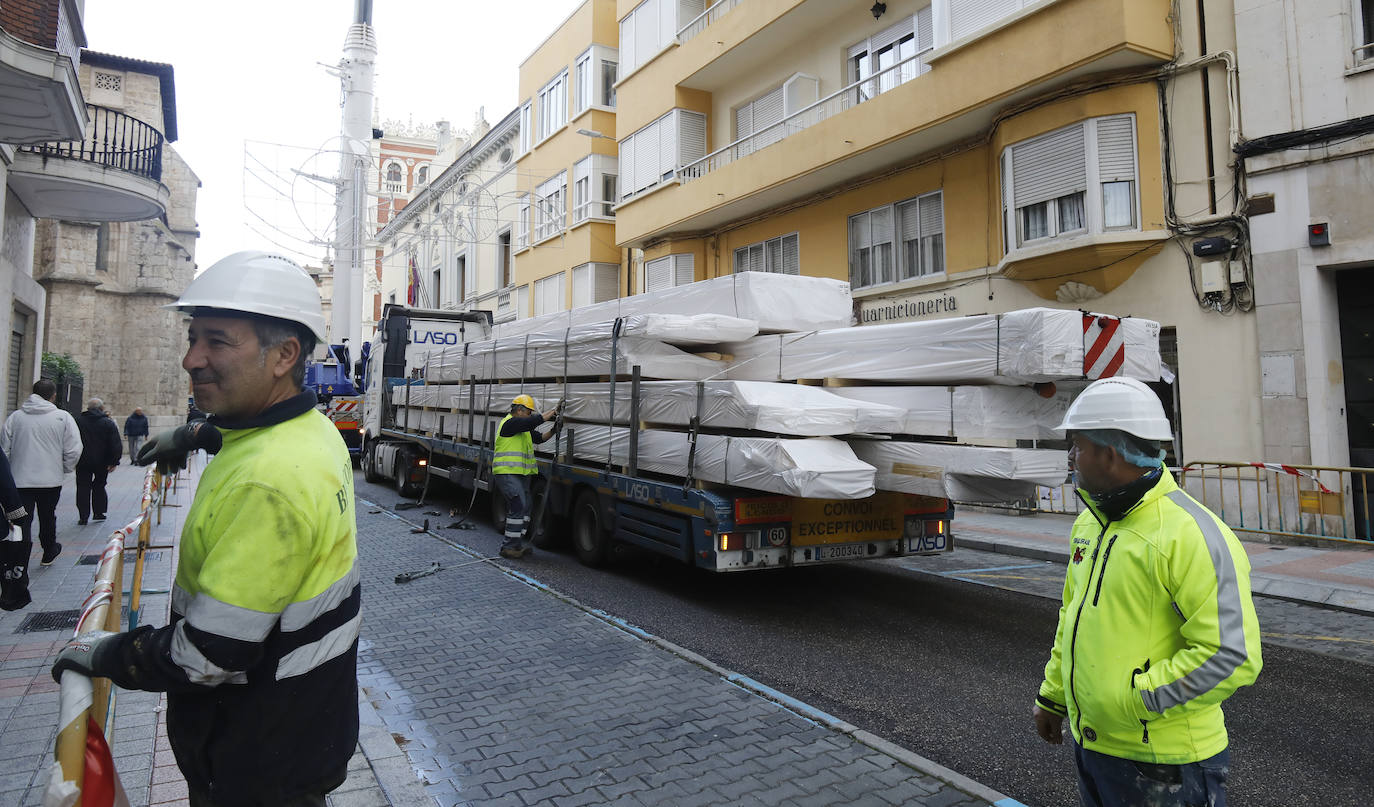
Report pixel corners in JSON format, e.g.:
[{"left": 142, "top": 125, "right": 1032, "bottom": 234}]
[{"left": 954, "top": 508, "right": 1374, "bottom": 616}]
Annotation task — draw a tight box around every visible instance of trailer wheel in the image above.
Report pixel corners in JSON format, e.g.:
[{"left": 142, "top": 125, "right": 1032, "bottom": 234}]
[
  {"left": 395, "top": 451, "right": 423, "bottom": 498},
  {"left": 572, "top": 489, "right": 610, "bottom": 567},
  {"left": 362, "top": 442, "right": 382, "bottom": 483},
  {"left": 489, "top": 487, "right": 508, "bottom": 533}
]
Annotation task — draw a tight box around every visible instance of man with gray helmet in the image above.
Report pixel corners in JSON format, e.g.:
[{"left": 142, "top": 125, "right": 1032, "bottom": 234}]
[
  {"left": 51, "top": 252, "right": 360, "bottom": 807},
  {"left": 1032, "top": 376, "right": 1262, "bottom": 807}
]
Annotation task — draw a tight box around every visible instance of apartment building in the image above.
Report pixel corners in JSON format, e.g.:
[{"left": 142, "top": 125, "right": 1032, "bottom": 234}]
[
  {"left": 611, "top": 0, "right": 1255, "bottom": 462},
  {"left": 374, "top": 109, "right": 521, "bottom": 318},
  {"left": 512, "top": 0, "right": 621, "bottom": 322},
  {"left": 1233, "top": 0, "right": 1374, "bottom": 477},
  {"left": 367, "top": 116, "right": 445, "bottom": 333}
]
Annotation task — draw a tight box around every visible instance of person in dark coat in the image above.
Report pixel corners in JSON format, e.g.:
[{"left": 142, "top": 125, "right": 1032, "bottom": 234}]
[
  {"left": 0, "top": 445, "right": 30, "bottom": 610},
  {"left": 123, "top": 407, "right": 149, "bottom": 461},
  {"left": 75, "top": 398, "right": 123, "bottom": 525}
]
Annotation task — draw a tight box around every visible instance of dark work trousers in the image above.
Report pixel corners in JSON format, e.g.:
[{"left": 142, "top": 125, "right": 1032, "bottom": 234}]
[
  {"left": 75, "top": 466, "right": 110, "bottom": 521},
  {"left": 1074, "top": 743, "right": 1229, "bottom": 807},
  {"left": 19, "top": 487, "right": 61, "bottom": 554},
  {"left": 189, "top": 790, "right": 325, "bottom": 807}
]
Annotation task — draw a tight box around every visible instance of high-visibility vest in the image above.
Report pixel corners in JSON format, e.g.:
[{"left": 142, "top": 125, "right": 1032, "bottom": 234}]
[{"left": 493, "top": 414, "right": 537, "bottom": 475}]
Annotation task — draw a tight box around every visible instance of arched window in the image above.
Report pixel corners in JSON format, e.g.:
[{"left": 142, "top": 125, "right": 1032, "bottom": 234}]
[
  {"left": 386, "top": 163, "right": 402, "bottom": 183},
  {"left": 417, "top": 165, "right": 429, "bottom": 185}
]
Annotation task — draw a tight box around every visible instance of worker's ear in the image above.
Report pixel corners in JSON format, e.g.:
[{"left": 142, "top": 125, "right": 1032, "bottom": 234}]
[{"left": 269, "top": 337, "right": 302, "bottom": 380}]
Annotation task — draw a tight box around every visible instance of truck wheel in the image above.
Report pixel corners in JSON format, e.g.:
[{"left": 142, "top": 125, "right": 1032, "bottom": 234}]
[
  {"left": 531, "top": 479, "right": 567, "bottom": 550},
  {"left": 489, "top": 488, "right": 508, "bottom": 533},
  {"left": 362, "top": 443, "right": 382, "bottom": 483},
  {"left": 395, "top": 452, "right": 423, "bottom": 498},
  {"left": 572, "top": 489, "right": 610, "bottom": 567}
]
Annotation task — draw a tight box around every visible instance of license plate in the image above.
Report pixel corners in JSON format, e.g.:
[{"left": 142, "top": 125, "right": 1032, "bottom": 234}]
[
  {"left": 907, "top": 533, "right": 948, "bottom": 553},
  {"left": 815, "top": 543, "right": 869, "bottom": 560}
]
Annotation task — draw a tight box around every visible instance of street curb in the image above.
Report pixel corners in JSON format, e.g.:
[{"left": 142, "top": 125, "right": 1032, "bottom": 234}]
[
  {"left": 362, "top": 497, "right": 1031, "bottom": 807},
  {"left": 957, "top": 535, "right": 1374, "bottom": 618},
  {"left": 356, "top": 690, "right": 433, "bottom": 807}
]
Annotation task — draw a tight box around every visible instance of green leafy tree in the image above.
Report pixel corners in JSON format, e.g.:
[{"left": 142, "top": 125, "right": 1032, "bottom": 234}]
[{"left": 41, "top": 352, "right": 83, "bottom": 382}]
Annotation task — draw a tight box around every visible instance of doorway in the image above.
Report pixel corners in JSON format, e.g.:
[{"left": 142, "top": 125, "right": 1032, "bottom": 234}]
[{"left": 1336, "top": 269, "right": 1374, "bottom": 539}]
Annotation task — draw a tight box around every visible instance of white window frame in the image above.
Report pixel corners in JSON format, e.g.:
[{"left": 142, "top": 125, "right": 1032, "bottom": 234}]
[
  {"left": 382, "top": 160, "right": 405, "bottom": 194},
  {"left": 620, "top": 0, "right": 700, "bottom": 76},
  {"left": 848, "top": 8, "right": 933, "bottom": 106},
  {"left": 534, "top": 272, "right": 567, "bottom": 316},
  {"left": 1000, "top": 114, "right": 1139, "bottom": 253},
  {"left": 517, "top": 194, "right": 531, "bottom": 250},
  {"left": 619, "top": 108, "right": 707, "bottom": 201},
  {"left": 497, "top": 229, "right": 513, "bottom": 287},
  {"left": 537, "top": 70, "right": 569, "bottom": 143},
  {"left": 848, "top": 190, "right": 945, "bottom": 291},
  {"left": 534, "top": 171, "right": 567, "bottom": 244},
  {"left": 575, "top": 45, "right": 619, "bottom": 113},
  {"left": 1358, "top": 0, "right": 1374, "bottom": 63},
  {"left": 640, "top": 253, "right": 695, "bottom": 293},
  {"left": 734, "top": 233, "right": 800, "bottom": 275},
  {"left": 940, "top": 0, "right": 1037, "bottom": 47},
  {"left": 518, "top": 101, "right": 532, "bottom": 155},
  {"left": 572, "top": 155, "right": 619, "bottom": 223},
  {"left": 416, "top": 163, "right": 431, "bottom": 187},
  {"left": 572, "top": 262, "right": 620, "bottom": 308}
]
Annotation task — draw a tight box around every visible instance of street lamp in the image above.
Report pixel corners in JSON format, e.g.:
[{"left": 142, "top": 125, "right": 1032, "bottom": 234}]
[{"left": 577, "top": 128, "right": 615, "bottom": 140}]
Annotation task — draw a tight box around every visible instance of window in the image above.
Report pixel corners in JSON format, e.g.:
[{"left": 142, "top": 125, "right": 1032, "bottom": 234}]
[
  {"left": 517, "top": 195, "right": 530, "bottom": 250},
  {"left": 946, "top": 0, "right": 1036, "bottom": 43},
  {"left": 534, "top": 273, "right": 566, "bottom": 316},
  {"left": 384, "top": 162, "right": 403, "bottom": 193},
  {"left": 1001, "top": 115, "right": 1138, "bottom": 251},
  {"left": 575, "top": 46, "right": 619, "bottom": 112},
  {"left": 848, "top": 190, "right": 944, "bottom": 290},
  {"left": 619, "top": 109, "right": 707, "bottom": 200},
  {"left": 455, "top": 254, "right": 468, "bottom": 302},
  {"left": 572, "top": 263, "right": 620, "bottom": 307},
  {"left": 517, "top": 285, "right": 531, "bottom": 319},
  {"left": 417, "top": 165, "right": 429, "bottom": 186},
  {"left": 1359, "top": 0, "right": 1374, "bottom": 61},
  {"left": 620, "top": 0, "right": 703, "bottom": 76},
  {"left": 534, "top": 172, "right": 567, "bottom": 243},
  {"left": 572, "top": 155, "right": 618, "bottom": 223},
  {"left": 734, "top": 233, "right": 800, "bottom": 275},
  {"left": 848, "top": 8, "right": 932, "bottom": 106},
  {"left": 734, "top": 75, "right": 819, "bottom": 153},
  {"left": 642, "top": 253, "right": 694, "bottom": 293},
  {"left": 537, "top": 71, "right": 568, "bottom": 142},
  {"left": 519, "top": 101, "right": 532, "bottom": 154},
  {"left": 497, "top": 230, "right": 512, "bottom": 287},
  {"left": 431, "top": 267, "right": 442, "bottom": 307}
]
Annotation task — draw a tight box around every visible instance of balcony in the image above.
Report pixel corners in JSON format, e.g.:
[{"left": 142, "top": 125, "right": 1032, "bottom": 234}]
[
  {"left": 677, "top": 0, "right": 746, "bottom": 45},
  {"left": 9, "top": 104, "right": 168, "bottom": 221},
  {"left": 616, "top": 0, "right": 1174, "bottom": 245},
  {"left": 0, "top": 0, "right": 86, "bottom": 143}
]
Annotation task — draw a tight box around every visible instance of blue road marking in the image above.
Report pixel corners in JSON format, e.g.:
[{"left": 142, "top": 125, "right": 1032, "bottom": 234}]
[{"left": 994, "top": 798, "right": 1032, "bottom": 807}]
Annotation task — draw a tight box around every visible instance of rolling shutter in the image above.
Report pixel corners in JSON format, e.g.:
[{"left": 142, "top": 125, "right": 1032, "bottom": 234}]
[
  {"left": 949, "top": 0, "right": 1020, "bottom": 41},
  {"left": 1011, "top": 123, "right": 1086, "bottom": 207},
  {"left": 1096, "top": 116, "right": 1136, "bottom": 183}
]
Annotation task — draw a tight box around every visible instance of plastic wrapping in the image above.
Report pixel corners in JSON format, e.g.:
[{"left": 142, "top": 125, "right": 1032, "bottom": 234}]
[
  {"left": 848, "top": 439, "right": 1069, "bottom": 499},
  {"left": 392, "top": 380, "right": 907, "bottom": 436},
  {"left": 825, "top": 385, "right": 1074, "bottom": 439},
  {"left": 489, "top": 273, "right": 853, "bottom": 339},
  {"left": 722, "top": 308, "right": 1161, "bottom": 384}
]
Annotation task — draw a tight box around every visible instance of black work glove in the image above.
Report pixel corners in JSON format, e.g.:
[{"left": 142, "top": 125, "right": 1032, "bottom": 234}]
[
  {"left": 51, "top": 630, "right": 120, "bottom": 682},
  {"left": 135, "top": 421, "right": 223, "bottom": 472}
]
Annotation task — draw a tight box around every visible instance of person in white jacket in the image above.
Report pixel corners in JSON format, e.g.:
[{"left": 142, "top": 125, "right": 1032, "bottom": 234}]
[{"left": 1, "top": 379, "right": 81, "bottom": 567}]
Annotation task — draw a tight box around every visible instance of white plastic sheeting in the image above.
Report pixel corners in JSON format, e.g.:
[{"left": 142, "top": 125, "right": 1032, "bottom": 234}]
[
  {"left": 849, "top": 440, "right": 1069, "bottom": 499},
  {"left": 488, "top": 272, "right": 853, "bottom": 339},
  {"left": 391, "top": 380, "right": 907, "bottom": 436},
  {"left": 721, "top": 308, "right": 1161, "bottom": 384},
  {"left": 825, "top": 385, "right": 1075, "bottom": 439}
]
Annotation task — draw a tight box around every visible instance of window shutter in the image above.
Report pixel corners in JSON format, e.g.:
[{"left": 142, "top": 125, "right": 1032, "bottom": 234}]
[
  {"left": 673, "top": 253, "right": 695, "bottom": 286},
  {"left": 636, "top": 0, "right": 658, "bottom": 67},
  {"left": 621, "top": 14, "right": 637, "bottom": 72},
  {"left": 783, "top": 74, "right": 819, "bottom": 116},
  {"left": 919, "top": 193, "right": 944, "bottom": 236},
  {"left": 659, "top": 113, "right": 678, "bottom": 180},
  {"left": 1096, "top": 116, "right": 1136, "bottom": 183},
  {"left": 871, "top": 206, "right": 893, "bottom": 245},
  {"left": 619, "top": 137, "right": 636, "bottom": 197},
  {"left": 781, "top": 234, "right": 800, "bottom": 275},
  {"left": 660, "top": 0, "right": 678, "bottom": 48},
  {"left": 678, "top": 0, "right": 705, "bottom": 31},
  {"left": 850, "top": 212, "right": 871, "bottom": 249},
  {"left": 949, "top": 0, "right": 1020, "bottom": 41},
  {"left": 517, "top": 285, "right": 530, "bottom": 319},
  {"left": 645, "top": 256, "right": 672, "bottom": 291},
  {"left": 734, "top": 248, "right": 748, "bottom": 273},
  {"left": 678, "top": 110, "right": 707, "bottom": 165},
  {"left": 916, "top": 6, "right": 934, "bottom": 51},
  {"left": 573, "top": 264, "right": 591, "bottom": 308},
  {"left": 872, "top": 17, "right": 914, "bottom": 52},
  {"left": 594, "top": 263, "right": 619, "bottom": 302},
  {"left": 736, "top": 104, "right": 753, "bottom": 138},
  {"left": 897, "top": 199, "right": 922, "bottom": 242},
  {"left": 1012, "top": 123, "right": 1086, "bottom": 207},
  {"left": 753, "top": 86, "right": 785, "bottom": 130},
  {"left": 635, "top": 121, "right": 658, "bottom": 191},
  {"left": 574, "top": 157, "right": 591, "bottom": 186}
]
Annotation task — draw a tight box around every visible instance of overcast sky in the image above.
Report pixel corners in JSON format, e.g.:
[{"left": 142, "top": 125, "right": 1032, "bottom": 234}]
[{"left": 82, "top": 0, "right": 583, "bottom": 268}]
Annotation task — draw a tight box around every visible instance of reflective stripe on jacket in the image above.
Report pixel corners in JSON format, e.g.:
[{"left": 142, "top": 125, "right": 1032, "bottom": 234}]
[
  {"left": 1037, "top": 469, "right": 1262, "bottom": 764},
  {"left": 493, "top": 414, "right": 537, "bottom": 475}
]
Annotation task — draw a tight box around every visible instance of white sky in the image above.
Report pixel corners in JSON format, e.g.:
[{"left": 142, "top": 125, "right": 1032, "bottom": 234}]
[{"left": 82, "top": 0, "right": 584, "bottom": 268}]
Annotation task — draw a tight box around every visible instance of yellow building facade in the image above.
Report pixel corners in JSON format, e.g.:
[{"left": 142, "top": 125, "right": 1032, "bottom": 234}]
[{"left": 610, "top": 0, "right": 1258, "bottom": 463}]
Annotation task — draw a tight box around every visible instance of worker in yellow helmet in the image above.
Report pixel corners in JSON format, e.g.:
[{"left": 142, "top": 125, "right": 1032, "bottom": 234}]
[{"left": 493, "top": 393, "right": 561, "bottom": 559}]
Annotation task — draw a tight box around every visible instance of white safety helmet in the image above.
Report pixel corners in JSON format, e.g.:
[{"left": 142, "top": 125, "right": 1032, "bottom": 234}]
[
  {"left": 166, "top": 251, "right": 327, "bottom": 342},
  {"left": 1056, "top": 376, "right": 1173, "bottom": 441}
]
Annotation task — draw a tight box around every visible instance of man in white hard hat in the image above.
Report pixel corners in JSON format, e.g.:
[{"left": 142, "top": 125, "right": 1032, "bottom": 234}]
[
  {"left": 493, "top": 393, "right": 560, "bottom": 559},
  {"left": 1032, "top": 376, "right": 1261, "bottom": 807},
  {"left": 51, "top": 252, "right": 360, "bottom": 807}
]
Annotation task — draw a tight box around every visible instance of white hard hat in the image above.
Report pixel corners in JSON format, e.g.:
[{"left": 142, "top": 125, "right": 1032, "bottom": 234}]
[
  {"left": 1056, "top": 376, "right": 1173, "bottom": 441},
  {"left": 167, "top": 251, "right": 327, "bottom": 342}
]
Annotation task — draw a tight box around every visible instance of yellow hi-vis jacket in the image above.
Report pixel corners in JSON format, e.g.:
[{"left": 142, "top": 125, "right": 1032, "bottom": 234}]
[
  {"left": 493, "top": 414, "right": 537, "bottom": 475},
  {"left": 1037, "top": 469, "right": 1262, "bottom": 764}
]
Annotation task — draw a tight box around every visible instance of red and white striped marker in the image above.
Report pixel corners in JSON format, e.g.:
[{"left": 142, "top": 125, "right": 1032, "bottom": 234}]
[{"left": 1082, "top": 314, "right": 1125, "bottom": 379}]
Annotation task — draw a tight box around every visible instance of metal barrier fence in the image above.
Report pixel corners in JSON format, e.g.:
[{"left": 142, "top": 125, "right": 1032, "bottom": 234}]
[
  {"left": 47, "top": 466, "right": 167, "bottom": 804},
  {"left": 963, "top": 460, "right": 1374, "bottom": 545}
]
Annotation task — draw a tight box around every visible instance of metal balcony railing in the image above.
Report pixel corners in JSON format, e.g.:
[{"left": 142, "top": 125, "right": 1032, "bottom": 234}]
[
  {"left": 678, "top": 51, "right": 930, "bottom": 184},
  {"left": 677, "top": 0, "right": 745, "bottom": 45},
  {"left": 20, "top": 104, "right": 163, "bottom": 182}
]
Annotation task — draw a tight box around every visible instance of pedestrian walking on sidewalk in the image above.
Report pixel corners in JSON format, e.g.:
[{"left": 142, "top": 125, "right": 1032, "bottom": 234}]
[
  {"left": 1032, "top": 377, "right": 1262, "bottom": 807},
  {"left": 0, "top": 446, "right": 31, "bottom": 610},
  {"left": 123, "top": 406, "right": 149, "bottom": 461},
  {"left": 75, "top": 398, "right": 122, "bottom": 525},
  {"left": 1, "top": 379, "right": 81, "bottom": 569},
  {"left": 51, "top": 251, "right": 360, "bottom": 807},
  {"left": 494, "top": 393, "right": 561, "bottom": 559}
]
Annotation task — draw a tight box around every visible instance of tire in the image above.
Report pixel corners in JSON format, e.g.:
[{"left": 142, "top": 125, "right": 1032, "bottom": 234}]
[
  {"left": 395, "top": 451, "right": 423, "bottom": 498},
  {"left": 571, "top": 489, "right": 610, "bottom": 567},
  {"left": 362, "top": 442, "right": 382, "bottom": 483},
  {"left": 530, "top": 478, "right": 568, "bottom": 550},
  {"left": 489, "top": 487, "right": 508, "bottom": 533}
]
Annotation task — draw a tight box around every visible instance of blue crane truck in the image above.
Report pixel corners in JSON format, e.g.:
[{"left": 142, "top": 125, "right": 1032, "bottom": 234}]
[{"left": 359, "top": 304, "right": 953, "bottom": 570}]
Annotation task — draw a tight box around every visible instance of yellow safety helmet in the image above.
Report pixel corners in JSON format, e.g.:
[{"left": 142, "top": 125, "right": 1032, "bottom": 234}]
[{"left": 511, "top": 394, "right": 537, "bottom": 411}]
